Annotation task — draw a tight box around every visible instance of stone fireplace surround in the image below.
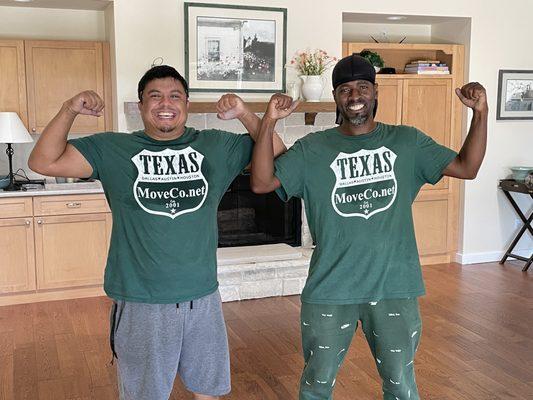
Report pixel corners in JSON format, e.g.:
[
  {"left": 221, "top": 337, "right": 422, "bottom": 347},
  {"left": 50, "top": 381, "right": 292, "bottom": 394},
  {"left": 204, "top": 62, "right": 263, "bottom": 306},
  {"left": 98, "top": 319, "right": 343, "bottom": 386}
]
[{"left": 124, "top": 102, "right": 337, "bottom": 302}]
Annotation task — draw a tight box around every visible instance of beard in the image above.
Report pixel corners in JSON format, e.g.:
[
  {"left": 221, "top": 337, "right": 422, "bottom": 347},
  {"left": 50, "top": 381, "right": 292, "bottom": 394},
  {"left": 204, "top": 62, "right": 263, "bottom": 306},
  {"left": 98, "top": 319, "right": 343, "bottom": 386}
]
[
  {"left": 157, "top": 124, "right": 176, "bottom": 133},
  {"left": 348, "top": 114, "right": 369, "bottom": 126}
]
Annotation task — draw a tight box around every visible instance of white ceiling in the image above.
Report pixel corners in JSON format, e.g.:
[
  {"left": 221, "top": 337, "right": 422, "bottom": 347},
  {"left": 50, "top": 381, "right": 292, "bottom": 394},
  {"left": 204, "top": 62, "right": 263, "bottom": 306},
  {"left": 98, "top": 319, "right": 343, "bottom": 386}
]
[
  {"left": 0, "top": 0, "right": 111, "bottom": 11},
  {"left": 343, "top": 13, "right": 467, "bottom": 25}
]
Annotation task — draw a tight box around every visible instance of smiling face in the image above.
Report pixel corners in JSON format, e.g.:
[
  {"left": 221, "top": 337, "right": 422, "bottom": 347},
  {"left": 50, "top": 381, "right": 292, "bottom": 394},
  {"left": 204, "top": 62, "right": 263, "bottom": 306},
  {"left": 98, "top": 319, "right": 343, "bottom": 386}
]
[
  {"left": 333, "top": 80, "right": 378, "bottom": 127},
  {"left": 138, "top": 77, "right": 189, "bottom": 141}
]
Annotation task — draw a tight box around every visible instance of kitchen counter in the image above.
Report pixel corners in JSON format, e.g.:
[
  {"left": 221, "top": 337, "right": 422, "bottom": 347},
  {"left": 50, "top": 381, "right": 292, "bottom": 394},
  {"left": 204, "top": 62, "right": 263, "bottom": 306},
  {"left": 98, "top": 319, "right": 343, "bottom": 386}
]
[{"left": 0, "top": 182, "right": 104, "bottom": 198}]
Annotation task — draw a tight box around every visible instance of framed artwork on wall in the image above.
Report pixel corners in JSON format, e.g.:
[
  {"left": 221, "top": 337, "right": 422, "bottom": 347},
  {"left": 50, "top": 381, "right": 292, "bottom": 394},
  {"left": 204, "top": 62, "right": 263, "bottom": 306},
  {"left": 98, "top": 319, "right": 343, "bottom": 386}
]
[
  {"left": 497, "top": 69, "right": 533, "bottom": 120},
  {"left": 184, "top": 2, "right": 287, "bottom": 93}
]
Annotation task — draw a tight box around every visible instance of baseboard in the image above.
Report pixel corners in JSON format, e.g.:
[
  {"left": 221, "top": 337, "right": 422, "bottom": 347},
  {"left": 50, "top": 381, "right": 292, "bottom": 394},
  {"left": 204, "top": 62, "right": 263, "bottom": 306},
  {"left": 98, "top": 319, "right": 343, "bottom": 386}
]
[{"left": 455, "top": 249, "right": 533, "bottom": 265}]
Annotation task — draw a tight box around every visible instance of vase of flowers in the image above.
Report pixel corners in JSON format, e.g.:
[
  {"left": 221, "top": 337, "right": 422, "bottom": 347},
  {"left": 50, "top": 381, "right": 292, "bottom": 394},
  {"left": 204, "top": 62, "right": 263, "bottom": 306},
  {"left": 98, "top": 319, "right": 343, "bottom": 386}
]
[{"left": 288, "top": 49, "right": 337, "bottom": 102}]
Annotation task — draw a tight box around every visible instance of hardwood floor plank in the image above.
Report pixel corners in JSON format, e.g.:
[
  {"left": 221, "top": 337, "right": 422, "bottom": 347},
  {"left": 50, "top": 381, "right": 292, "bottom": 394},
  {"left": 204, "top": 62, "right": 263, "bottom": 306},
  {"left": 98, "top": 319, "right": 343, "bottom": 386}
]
[
  {"left": 0, "top": 354, "right": 14, "bottom": 400},
  {"left": 13, "top": 345, "right": 37, "bottom": 400}
]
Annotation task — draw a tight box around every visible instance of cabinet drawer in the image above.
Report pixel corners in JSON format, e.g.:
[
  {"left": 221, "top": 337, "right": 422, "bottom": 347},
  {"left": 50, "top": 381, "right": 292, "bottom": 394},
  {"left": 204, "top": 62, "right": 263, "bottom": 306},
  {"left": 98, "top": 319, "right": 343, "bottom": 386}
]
[
  {"left": 0, "top": 197, "right": 33, "bottom": 218},
  {"left": 33, "top": 194, "right": 110, "bottom": 216}
]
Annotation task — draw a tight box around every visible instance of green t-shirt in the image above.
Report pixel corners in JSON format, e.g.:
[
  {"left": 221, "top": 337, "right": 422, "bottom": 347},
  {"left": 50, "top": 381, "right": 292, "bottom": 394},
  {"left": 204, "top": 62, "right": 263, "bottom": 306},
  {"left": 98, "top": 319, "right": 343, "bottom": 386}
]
[
  {"left": 274, "top": 123, "right": 457, "bottom": 305},
  {"left": 69, "top": 128, "right": 253, "bottom": 303}
]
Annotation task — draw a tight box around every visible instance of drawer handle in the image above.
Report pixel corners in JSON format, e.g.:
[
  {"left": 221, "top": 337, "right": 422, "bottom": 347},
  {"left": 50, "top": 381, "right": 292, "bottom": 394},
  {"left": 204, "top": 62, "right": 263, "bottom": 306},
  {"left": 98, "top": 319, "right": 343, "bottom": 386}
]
[
  {"left": 37, "top": 219, "right": 43, "bottom": 225},
  {"left": 66, "top": 202, "right": 82, "bottom": 208},
  {"left": 25, "top": 220, "right": 31, "bottom": 226}
]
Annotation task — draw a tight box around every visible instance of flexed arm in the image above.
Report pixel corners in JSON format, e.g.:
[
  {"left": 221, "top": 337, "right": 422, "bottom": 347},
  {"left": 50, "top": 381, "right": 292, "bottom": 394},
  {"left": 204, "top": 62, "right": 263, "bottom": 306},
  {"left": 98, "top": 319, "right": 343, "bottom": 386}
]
[
  {"left": 443, "top": 82, "right": 488, "bottom": 179},
  {"left": 28, "top": 91, "right": 104, "bottom": 178},
  {"left": 250, "top": 94, "right": 299, "bottom": 193}
]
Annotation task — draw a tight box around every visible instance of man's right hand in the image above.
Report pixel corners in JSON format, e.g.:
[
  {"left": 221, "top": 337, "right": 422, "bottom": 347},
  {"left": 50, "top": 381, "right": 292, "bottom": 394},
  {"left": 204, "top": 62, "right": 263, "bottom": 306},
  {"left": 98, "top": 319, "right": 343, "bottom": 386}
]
[
  {"left": 64, "top": 91, "right": 104, "bottom": 117},
  {"left": 265, "top": 94, "right": 299, "bottom": 121}
]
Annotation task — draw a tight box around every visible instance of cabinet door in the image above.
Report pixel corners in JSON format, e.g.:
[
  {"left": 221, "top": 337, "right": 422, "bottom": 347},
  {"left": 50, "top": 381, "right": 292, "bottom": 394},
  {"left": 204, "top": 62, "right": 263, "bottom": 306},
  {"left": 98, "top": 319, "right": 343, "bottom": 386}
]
[
  {"left": 375, "top": 78, "right": 403, "bottom": 125},
  {"left": 412, "top": 197, "right": 449, "bottom": 257},
  {"left": 34, "top": 213, "right": 111, "bottom": 290},
  {"left": 24, "top": 40, "right": 105, "bottom": 134},
  {"left": 0, "top": 40, "right": 28, "bottom": 127},
  {"left": 0, "top": 218, "right": 36, "bottom": 293},
  {"left": 401, "top": 79, "right": 452, "bottom": 191}
]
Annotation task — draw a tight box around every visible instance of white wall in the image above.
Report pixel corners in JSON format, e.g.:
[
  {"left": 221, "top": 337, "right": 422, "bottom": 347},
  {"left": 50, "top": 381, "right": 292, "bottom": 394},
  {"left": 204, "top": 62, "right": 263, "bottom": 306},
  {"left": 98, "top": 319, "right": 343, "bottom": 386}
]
[
  {"left": 342, "top": 22, "right": 431, "bottom": 44},
  {"left": 0, "top": 5, "right": 105, "bottom": 40}
]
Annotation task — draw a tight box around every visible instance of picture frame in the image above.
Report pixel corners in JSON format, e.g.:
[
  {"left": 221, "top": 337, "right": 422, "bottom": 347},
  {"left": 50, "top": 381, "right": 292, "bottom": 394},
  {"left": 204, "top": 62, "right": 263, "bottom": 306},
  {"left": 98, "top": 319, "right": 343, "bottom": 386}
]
[
  {"left": 497, "top": 69, "right": 533, "bottom": 120},
  {"left": 184, "top": 2, "right": 287, "bottom": 93}
]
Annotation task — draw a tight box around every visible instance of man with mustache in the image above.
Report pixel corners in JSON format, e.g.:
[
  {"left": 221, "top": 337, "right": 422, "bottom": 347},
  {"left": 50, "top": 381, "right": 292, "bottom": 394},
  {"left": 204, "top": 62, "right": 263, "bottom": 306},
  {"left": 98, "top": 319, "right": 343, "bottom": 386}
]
[
  {"left": 250, "top": 54, "right": 487, "bottom": 399},
  {"left": 28, "top": 65, "right": 285, "bottom": 400}
]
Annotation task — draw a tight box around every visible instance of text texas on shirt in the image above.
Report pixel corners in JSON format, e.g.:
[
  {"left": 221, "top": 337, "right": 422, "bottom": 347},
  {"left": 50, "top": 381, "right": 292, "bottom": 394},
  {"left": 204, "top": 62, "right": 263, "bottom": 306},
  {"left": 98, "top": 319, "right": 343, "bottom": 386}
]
[
  {"left": 131, "top": 147, "right": 209, "bottom": 219},
  {"left": 330, "top": 146, "right": 397, "bottom": 219}
]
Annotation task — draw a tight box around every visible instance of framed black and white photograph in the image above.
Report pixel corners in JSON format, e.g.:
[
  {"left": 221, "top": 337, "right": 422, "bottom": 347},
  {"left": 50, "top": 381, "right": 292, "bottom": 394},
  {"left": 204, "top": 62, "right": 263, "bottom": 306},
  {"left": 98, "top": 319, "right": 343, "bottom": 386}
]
[
  {"left": 184, "top": 2, "right": 287, "bottom": 93},
  {"left": 497, "top": 69, "right": 533, "bottom": 120}
]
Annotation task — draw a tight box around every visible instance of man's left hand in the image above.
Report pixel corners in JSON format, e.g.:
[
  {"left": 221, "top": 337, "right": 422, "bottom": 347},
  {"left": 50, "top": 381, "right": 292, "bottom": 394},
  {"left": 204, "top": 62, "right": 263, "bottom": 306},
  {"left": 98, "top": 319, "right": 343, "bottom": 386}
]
[
  {"left": 216, "top": 94, "right": 249, "bottom": 120},
  {"left": 455, "top": 82, "right": 488, "bottom": 113}
]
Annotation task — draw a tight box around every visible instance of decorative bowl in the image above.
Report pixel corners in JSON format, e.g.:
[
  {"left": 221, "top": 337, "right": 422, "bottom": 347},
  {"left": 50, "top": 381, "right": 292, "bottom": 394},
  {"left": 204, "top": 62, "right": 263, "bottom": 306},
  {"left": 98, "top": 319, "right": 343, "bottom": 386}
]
[
  {"left": 510, "top": 166, "right": 533, "bottom": 182},
  {"left": 0, "top": 176, "right": 10, "bottom": 189}
]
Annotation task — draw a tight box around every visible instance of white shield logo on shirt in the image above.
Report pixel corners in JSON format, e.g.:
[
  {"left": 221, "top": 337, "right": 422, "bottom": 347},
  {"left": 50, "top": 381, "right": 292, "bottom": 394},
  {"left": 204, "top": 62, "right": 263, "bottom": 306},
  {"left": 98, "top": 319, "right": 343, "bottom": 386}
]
[
  {"left": 330, "top": 146, "right": 397, "bottom": 219},
  {"left": 132, "top": 147, "right": 209, "bottom": 219}
]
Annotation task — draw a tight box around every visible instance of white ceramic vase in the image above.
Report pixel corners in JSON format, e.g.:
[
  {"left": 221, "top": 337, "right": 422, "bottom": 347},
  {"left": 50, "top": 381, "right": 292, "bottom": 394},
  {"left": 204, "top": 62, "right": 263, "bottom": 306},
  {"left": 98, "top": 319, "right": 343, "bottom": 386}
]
[{"left": 300, "top": 75, "right": 323, "bottom": 102}]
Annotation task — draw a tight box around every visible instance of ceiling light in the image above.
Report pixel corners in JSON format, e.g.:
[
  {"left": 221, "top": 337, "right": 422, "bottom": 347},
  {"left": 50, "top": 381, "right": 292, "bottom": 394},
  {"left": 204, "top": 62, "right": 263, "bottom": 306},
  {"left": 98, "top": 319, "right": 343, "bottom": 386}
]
[
  {"left": 387, "top": 16, "right": 407, "bottom": 21},
  {"left": 13, "top": 0, "right": 34, "bottom": 2}
]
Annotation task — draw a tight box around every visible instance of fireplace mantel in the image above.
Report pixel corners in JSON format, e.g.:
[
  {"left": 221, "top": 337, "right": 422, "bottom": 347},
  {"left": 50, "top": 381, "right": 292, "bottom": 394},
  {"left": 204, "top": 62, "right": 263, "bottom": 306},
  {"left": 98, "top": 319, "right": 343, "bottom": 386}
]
[
  {"left": 124, "top": 100, "right": 336, "bottom": 125},
  {"left": 186, "top": 100, "right": 335, "bottom": 114}
]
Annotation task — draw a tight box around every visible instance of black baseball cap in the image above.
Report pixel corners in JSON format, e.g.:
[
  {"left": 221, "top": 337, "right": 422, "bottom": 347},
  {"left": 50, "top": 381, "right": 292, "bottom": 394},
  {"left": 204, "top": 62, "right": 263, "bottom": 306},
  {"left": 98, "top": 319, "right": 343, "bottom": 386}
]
[{"left": 332, "top": 53, "right": 378, "bottom": 124}]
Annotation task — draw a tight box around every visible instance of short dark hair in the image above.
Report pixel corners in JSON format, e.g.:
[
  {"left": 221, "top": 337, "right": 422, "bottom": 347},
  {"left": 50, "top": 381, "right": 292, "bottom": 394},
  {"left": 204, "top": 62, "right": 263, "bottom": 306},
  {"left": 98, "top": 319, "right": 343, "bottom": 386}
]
[{"left": 137, "top": 65, "right": 189, "bottom": 102}]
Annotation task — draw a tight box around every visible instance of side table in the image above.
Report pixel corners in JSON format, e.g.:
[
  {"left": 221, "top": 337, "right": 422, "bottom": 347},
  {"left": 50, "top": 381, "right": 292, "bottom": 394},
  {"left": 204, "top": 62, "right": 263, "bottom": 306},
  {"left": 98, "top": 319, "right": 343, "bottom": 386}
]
[{"left": 499, "top": 179, "right": 533, "bottom": 271}]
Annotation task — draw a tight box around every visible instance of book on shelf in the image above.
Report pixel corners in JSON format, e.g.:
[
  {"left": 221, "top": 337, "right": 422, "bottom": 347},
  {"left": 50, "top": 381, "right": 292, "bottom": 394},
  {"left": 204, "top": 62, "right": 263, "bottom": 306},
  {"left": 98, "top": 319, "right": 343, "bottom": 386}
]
[
  {"left": 408, "top": 60, "right": 441, "bottom": 64},
  {"left": 405, "top": 63, "right": 448, "bottom": 68},
  {"left": 404, "top": 66, "right": 449, "bottom": 71},
  {"left": 403, "top": 70, "right": 450, "bottom": 75}
]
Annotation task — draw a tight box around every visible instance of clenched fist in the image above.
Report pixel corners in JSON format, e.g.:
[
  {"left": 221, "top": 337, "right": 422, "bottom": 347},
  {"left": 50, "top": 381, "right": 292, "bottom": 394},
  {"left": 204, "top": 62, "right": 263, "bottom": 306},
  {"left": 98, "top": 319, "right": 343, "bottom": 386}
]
[
  {"left": 64, "top": 91, "right": 104, "bottom": 117},
  {"left": 455, "top": 82, "right": 488, "bottom": 113},
  {"left": 265, "top": 93, "right": 299, "bottom": 121},
  {"left": 216, "top": 93, "right": 248, "bottom": 120}
]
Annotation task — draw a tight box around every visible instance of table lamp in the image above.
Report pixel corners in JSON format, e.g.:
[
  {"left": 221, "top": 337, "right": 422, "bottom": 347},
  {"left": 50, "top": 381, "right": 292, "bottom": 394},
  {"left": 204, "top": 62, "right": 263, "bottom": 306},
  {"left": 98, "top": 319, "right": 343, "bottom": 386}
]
[{"left": 0, "top": 112, "right": 33, "bottom": 191}]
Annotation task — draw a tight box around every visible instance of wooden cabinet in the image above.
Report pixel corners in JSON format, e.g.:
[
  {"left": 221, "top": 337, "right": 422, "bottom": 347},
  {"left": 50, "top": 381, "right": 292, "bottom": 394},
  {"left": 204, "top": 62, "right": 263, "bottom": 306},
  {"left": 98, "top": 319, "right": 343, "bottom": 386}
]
[
  {"left": 0, "top": 39, "right": 112, "bottom": 133},
  {"left": 33, "top": 193, "right": 110, "bottom": 216},
  {"left": 34, "top": 213, "right": 111, "bottom": 290},
  {"left": 0, "top": 194, "right": 111, "bottom": 305},
  {"left": 0, "top": 197, "right": 36, "bottom": 294},
  {"left": 33, "top": 194, "right": 111, "bottom": 290},
  {"left": 0, "top": 218, "right": 35, "bottom": 294},
  {"left": 25, "top": 40, "right": 112, "bottom": 134},
  {"left": 374, "top": 78, "right": 403, "bottom": 125},
  {"left": 0, "top": 40, "right": 28, "bottom": 127},
  {"left": 343, "top": 43, "right": 464, "bottom": 264}
]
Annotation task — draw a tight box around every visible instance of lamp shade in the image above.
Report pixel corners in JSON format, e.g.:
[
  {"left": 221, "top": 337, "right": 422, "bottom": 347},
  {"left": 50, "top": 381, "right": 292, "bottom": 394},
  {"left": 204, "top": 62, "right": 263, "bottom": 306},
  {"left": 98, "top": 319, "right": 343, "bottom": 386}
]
[{"left": 0, "top": 112, "right": 33, "bottom": 144}]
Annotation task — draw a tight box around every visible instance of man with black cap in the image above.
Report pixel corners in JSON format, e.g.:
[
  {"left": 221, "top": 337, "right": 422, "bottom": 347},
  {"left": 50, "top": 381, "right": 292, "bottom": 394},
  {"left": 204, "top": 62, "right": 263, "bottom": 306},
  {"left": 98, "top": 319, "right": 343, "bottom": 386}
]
[{"left": 250, "top": 54, "right": 487, "bottom": 399}]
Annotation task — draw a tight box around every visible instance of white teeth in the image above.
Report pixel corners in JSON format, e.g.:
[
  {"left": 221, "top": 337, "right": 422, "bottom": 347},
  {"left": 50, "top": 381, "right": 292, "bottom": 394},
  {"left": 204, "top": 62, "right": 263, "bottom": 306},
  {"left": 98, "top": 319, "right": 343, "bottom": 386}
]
[
  {"left": 348, "top": 103, "right": 364, "bottom": 111},
  {"left": 157, "top": 112, "right": 174, "bottom": 118}
]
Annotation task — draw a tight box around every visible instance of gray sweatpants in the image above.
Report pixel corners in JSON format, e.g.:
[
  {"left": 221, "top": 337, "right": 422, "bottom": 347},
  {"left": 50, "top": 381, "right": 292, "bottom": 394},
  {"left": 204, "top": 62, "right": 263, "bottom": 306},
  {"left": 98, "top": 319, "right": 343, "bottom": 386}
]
[{"left": 110, "top": 290, "right": 230, "bottom": 400}]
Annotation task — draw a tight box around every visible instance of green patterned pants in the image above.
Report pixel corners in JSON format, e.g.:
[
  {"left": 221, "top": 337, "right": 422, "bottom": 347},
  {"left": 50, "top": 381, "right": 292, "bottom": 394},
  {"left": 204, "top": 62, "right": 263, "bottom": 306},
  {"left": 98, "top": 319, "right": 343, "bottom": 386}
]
[{"left": 299, "top": 298, "right": 421, "bottom": 400}]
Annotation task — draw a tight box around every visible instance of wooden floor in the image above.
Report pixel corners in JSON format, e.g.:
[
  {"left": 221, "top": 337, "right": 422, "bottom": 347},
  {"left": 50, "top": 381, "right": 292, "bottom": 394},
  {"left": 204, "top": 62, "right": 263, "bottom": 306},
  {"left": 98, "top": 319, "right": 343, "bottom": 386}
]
[{"left": 1, "top": 261, "right": 532, "bottom": 400}]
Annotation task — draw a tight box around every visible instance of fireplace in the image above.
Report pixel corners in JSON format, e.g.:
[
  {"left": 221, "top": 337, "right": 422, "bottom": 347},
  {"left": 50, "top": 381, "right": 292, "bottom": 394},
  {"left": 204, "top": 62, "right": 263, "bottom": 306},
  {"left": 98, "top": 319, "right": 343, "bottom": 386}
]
[{"left": 217, "top": 172, "right": 302, "bottom": 247}]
